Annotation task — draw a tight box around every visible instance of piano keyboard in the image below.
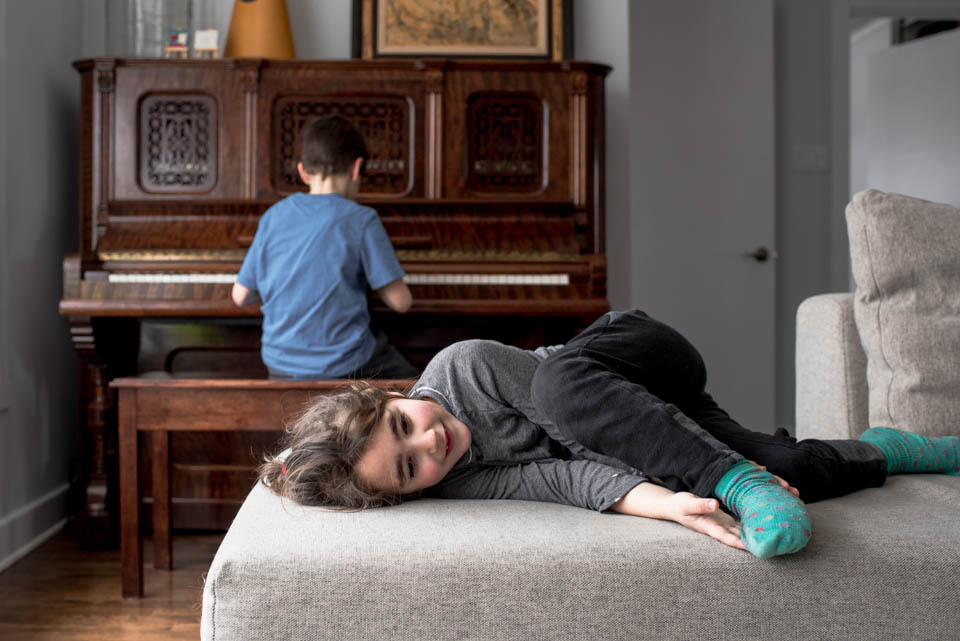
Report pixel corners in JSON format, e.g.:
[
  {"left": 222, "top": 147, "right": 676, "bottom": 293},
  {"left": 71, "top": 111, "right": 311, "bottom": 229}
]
[{"left": 107, "top": 272, "right": 571, "bottom": 286}]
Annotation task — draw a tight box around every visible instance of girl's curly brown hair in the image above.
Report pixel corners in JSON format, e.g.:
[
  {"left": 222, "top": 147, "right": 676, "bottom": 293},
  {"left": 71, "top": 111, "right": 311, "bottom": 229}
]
[{"left": 259, "top": 381, "right": 406, "bottom": 509}]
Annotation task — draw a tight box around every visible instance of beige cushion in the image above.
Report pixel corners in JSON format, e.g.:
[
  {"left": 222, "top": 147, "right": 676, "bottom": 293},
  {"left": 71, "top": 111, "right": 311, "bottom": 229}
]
[
  {"left": 846, "top": 189, "right": 960, "bottom": 436},
  {"left": 795, "top": 294, "right": 868, "bottom": 440},
  {"left": 203, "top": 476, "right": 960, "bottom": 641}
]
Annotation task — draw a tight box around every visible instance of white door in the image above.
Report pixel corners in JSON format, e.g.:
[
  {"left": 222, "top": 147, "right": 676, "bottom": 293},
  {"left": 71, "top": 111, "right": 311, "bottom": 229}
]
[{"left": 629, "top": 0, "right": 776, "bottom": 430}]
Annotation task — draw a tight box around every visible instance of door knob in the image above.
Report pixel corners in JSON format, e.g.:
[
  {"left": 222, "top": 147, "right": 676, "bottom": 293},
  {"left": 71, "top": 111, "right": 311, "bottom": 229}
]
[{"left": 746, "top": 246, "right": 776, "bottom": 262}]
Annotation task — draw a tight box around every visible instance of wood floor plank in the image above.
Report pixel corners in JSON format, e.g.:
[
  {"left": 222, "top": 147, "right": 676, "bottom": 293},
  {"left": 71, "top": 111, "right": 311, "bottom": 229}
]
[{"left": 0, "top": 531, "right": 221, "bottom": 641}]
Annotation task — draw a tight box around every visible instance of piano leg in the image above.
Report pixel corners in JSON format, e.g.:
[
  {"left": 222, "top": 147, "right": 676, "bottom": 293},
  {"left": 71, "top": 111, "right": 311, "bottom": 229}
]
[
  {"left": 65, "top": 315, "right": 115, "bottom": 546},
  {"left": 66, "top": 317, "right": 138, "bottom": 548},
  {"left": 76, "top": 363, "right": 114, "bottom": 546}
]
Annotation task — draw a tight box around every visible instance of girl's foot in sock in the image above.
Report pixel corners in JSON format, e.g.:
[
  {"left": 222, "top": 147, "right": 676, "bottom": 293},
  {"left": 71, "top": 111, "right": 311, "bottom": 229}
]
[
  {"left": 713, "top": 460, "right": 811, "bottom": 559},
  {"left": 860, "top": 427, "right": 960, "bottom": 475}
]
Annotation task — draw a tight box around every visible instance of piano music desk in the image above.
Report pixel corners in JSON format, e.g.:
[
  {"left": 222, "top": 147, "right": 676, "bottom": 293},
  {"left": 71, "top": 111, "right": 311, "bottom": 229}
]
[{"left": 110, "top": 376, "right": 414, "bottom": 598}]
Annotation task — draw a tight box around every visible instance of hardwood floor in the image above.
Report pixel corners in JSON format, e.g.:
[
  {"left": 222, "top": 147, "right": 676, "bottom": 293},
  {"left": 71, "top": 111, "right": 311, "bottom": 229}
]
[{"left": 0, "top": 531, "right": 223, "bottom": 641}]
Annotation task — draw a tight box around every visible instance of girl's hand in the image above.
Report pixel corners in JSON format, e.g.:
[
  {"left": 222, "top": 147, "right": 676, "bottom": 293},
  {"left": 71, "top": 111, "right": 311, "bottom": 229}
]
[
  {"left": 659, "top": 492, "right": 746, "bottom": 551},
  {"left": 747, "top": 461, "right": 800, "bottom": 498},
  {"left": 610, "top": 482, "right": 746, "bottom": 551}
]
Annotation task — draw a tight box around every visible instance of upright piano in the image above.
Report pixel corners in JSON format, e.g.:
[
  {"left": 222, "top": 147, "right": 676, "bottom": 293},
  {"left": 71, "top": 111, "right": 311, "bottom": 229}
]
[{"left": 60, "top": 58, "right": 610, "bottom": 543}]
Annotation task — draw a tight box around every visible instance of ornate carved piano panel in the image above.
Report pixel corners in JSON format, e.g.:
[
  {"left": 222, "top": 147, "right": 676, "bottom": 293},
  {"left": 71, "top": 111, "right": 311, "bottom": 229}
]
[
  {"left": 61, "top": 58, "right": 609, "bottom": 539},
  {"left": 272, "top": 95, "right": 413, "bottom": 195},
  {"left": 139, "top": 94, "right": 218, "bottom": 193}
]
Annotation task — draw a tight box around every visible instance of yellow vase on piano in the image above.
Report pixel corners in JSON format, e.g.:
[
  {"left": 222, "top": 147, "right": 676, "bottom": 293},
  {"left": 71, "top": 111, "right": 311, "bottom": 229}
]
[{"left": 223, "top": 0, "right": 296, "bottom": 59}]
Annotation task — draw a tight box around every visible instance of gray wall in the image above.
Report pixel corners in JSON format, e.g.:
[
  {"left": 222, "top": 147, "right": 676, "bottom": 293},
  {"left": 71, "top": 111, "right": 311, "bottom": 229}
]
[
  {"left": 0, "top": 0, "right": 84, "bottom": 572},
  {"left": 574, "top": 0, "right": 631, "bottom": 311},
  {"left": 850, "top": 18, "right": 892, "bottom": 199},
  {"left": 0, "top": 2, "right": 6, "bottom": 421},
  {"left": 773, "top": 0, "right": 844, "bottom": 428}
]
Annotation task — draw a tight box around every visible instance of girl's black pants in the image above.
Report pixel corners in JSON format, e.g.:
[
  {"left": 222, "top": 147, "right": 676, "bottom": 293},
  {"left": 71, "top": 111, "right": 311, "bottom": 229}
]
[{"left": 530, "top": 309, "right": 886, "bottom": 502}]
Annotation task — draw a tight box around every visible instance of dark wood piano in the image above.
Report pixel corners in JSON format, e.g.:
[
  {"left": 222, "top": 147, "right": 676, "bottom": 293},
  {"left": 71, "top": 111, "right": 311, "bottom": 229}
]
[{"left": 59, "top": 57, "right": 610, "bottom": 544}]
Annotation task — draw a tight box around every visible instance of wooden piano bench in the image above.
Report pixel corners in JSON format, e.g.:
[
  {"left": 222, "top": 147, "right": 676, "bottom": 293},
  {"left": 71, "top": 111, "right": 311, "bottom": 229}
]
[{"left": 110, "top": 376, "right": 414, "bottom": 598}]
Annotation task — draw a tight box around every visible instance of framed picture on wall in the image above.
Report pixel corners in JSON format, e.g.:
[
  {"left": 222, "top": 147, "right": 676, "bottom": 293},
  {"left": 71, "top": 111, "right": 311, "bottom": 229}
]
[{"left": 351, "top": 0, "right": 572, "bottom": 60}]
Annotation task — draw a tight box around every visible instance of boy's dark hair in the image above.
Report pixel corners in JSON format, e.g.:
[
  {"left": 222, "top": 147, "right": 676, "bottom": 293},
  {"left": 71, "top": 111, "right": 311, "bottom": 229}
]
[
  {"left": 259, "top": 381, "right": 402, "bottom": 510},
  {"left": 300, "top": 114, "right": 369, "bottom": 179}
]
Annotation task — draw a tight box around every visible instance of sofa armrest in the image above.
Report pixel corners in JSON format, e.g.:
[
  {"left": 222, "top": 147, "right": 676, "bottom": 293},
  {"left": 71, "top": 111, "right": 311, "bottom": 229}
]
[{"left": 795, "top": 293, "right": 868, "bottom": 440}]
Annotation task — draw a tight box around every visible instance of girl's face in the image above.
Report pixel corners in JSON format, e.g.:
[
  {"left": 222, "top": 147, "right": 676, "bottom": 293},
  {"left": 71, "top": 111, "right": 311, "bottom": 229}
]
[{"left": 354, "top": 396, "right": 471, "bottom": 495}]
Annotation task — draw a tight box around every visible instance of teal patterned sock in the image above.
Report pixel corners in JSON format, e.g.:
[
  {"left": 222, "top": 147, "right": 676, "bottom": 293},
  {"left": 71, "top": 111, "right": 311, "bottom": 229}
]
[
  {"left": 713, "top": 460, "right": 811, "bottom": 559},
  {"left": 860, "top": 427, "right": 960, "bottom": 476}
]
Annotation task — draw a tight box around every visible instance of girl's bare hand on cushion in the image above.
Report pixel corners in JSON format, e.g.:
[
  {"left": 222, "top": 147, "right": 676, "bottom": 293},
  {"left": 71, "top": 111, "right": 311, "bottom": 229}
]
[{"left": 660, "top": 491, "right": 746, "bottom": 551}]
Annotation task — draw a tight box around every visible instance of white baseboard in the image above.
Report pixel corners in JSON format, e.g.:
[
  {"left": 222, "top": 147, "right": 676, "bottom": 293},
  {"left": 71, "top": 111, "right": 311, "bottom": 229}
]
[{"left": 0, "top": 483, "right": 69, "bottom": 574}]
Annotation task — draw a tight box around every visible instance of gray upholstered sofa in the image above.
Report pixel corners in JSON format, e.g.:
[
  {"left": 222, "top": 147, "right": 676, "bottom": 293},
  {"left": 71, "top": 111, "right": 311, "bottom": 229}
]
[{"left": 202, "top": 191, "right": 960, "bottom": 641}]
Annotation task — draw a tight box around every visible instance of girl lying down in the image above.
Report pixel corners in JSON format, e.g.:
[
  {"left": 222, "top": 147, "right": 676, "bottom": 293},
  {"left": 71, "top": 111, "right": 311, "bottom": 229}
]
[{"left": 261, "top": 309, "right": 960, "bottom": 558}]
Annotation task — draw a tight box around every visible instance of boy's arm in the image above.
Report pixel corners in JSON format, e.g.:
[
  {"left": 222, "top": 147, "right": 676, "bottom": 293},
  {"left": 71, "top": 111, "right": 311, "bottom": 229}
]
[
  {"left": 375, "top": 277, "right": 412, "bottom": 313},
  {"left": 231, "top": 281, "right": 261, "bottom": 307},
  {"left": 610, "top": 482, "right": 746, "bottom": 551}
]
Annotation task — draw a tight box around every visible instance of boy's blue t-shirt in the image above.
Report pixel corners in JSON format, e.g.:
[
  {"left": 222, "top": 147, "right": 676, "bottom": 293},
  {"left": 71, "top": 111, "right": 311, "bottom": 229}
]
[{"left": 236, "top": 193, "right": 405, "bottom": 377}]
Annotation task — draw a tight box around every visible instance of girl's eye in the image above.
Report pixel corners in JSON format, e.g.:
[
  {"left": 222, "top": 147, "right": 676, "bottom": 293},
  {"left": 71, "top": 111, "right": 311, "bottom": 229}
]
[
  {"left": 400, "top": 415, "right": 409, "bottom": 435},
  {"left": 407, "top": 457, "right": 415, "bottom": 480}
]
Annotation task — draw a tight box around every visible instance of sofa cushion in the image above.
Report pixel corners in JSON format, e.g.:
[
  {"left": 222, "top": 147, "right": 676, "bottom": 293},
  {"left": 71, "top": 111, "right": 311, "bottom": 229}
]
[
  {"left": 795, "top": 294, "right": 868, "bottom": 440},
  {"left": 846, "top": 189, "right": 960, "bottom": 436},
  {"left": 202, "top": 477, "right": 960, "bottom": 641}
]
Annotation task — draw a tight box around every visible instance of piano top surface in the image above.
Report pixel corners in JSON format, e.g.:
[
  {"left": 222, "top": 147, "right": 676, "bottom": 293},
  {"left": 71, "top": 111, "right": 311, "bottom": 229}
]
[{"left": 74, "top": 57, "right": 613, "bottom": 75}]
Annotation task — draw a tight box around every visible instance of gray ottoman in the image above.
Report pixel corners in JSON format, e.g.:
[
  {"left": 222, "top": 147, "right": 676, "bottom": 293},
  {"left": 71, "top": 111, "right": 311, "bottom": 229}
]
[{"left": 202, "top": 474, "right": 960, "bottom": 641}]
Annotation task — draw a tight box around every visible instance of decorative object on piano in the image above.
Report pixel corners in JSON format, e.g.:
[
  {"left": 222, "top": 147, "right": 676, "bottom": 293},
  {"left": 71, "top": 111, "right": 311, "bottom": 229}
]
[
  {"left": 224, "top": 0, "right": 296, "bottom": 59},
  {"left": 127, "top": 0, "right": 191, "bottom": 59},
  {"left": 164, "top": 30, "right": 190, "bottom": 59},
  {"left": 194, "top": 29, "right": 220, "bottom": 58},
  {"left": 352, "top": 0, "right": 571, "bottom": 60}
]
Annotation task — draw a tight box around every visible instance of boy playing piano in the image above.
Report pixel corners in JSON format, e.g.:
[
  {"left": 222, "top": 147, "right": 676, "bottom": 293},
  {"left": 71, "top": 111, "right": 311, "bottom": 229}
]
[{"left": 232, "top": 115, "right": 418, "bottom": 380}]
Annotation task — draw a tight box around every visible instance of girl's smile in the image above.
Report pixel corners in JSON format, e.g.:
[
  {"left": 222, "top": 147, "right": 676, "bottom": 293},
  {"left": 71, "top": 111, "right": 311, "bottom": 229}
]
[{"left": 354, "top": 396, "right": 471, "bottom": 494}]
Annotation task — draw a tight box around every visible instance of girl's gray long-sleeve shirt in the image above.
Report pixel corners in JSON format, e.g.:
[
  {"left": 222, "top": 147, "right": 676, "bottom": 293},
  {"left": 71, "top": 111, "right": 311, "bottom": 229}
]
[{"left": 409, "top": 339, "right": 649, "bottom": 511}]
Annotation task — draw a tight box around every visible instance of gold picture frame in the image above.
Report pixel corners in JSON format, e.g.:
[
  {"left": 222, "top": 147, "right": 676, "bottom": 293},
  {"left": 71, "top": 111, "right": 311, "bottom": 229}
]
[{"left": 352, "top": 0, "right": 571, "bottom": 60}]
